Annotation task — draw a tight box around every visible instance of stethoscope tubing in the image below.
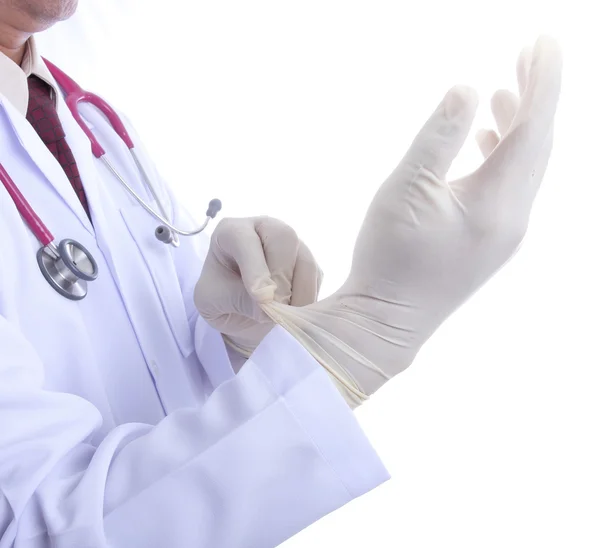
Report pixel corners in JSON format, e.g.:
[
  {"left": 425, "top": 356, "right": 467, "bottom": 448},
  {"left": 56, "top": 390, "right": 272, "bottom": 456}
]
[
  {"left": 0, "top": 59, "right": 222, "bottom": 300},
  {"left": 0, "top": 162, "right": 54, "bottom": 246}
]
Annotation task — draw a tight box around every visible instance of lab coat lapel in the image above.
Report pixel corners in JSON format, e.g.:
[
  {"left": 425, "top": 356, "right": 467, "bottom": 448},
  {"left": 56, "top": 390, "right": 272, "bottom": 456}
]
[
  {"left": 55, "top": 95, "right": 104, "bottom": 228},
  {"left": 0, "top": 94, "right": 94, "bottom": 236}
]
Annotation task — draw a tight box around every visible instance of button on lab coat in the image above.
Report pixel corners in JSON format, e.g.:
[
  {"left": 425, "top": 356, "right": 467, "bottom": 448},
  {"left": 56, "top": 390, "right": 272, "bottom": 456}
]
[{"left": 0, "top": 74, "right": 389, "bottom": 548}]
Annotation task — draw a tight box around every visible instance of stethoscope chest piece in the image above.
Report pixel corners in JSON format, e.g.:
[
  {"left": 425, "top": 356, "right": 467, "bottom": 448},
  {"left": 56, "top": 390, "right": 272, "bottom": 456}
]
[{"left": 36, "top": 239, "right": 99, "bottom": 301}]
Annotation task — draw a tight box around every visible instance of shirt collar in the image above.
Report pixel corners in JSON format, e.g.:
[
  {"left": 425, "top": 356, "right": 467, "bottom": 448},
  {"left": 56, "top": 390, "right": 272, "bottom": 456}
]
[{"left": 0, "top": 36, "right": 60, "bottom": 116}]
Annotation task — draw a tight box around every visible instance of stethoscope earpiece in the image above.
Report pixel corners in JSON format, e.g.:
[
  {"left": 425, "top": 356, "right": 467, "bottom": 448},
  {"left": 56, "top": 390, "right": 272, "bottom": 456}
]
[
  {"left": 153, "top": 197, "right": 222, "bottom": 245},
  {"left": 155, "top": 226, "right": 175, "bottom": 244}
]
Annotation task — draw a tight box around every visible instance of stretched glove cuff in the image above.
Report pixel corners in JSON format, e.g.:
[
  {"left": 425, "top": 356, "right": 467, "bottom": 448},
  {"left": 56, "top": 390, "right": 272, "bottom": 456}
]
[{"left": 258, "top": 301, "right": 374, "bottom": 408}]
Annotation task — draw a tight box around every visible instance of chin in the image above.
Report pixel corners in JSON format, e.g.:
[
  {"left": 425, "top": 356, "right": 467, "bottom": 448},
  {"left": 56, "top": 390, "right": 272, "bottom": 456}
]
[
  {"left": 22, "top": 0, "right": 79, "bottom": 29},
  {"left": 57, "top": 0, "right": 79, "bottom": 21}
]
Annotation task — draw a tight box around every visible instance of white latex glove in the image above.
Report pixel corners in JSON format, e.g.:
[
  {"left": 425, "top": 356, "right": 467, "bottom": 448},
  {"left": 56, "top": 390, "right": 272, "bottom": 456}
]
[
  {"left": 194, "top": 216, "right": 323, "bottom": 357},
  {"left": 259, "top": 36, "right": 562, "bottom": 407}
]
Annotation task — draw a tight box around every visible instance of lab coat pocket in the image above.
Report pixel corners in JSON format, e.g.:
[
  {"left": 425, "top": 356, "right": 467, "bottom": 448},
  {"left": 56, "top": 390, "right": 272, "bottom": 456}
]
[{"left": 120, "top": 204, "right": 194, "bottom": 358}]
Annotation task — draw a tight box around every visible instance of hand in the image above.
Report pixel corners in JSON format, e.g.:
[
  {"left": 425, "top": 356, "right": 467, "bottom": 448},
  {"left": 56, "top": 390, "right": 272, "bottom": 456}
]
[
  {"left": 194, "top": 216, "right": 323, "bottom": 357},
  {"left": 259, "top": 36, "right": 562, "bottom": 406}
]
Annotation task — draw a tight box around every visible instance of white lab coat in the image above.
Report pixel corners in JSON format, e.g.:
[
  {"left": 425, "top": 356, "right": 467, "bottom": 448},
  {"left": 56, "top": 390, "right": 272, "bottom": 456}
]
[{"left": 0, "top": 72, "right": 388, "bottom": 548}]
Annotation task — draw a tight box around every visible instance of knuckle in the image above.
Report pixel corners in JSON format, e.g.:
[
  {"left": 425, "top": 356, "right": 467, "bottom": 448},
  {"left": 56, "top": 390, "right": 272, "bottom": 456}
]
[
  {"left": 213, "top": 217, "right": 249, "bottom": 250},
  {"left": 256, "top": 216, "right": 298, "bottom": 242},
  {"left": 212, "top": 217, "right": 234, "bottom": 241},
  {"left": 215, "top": 216, "right": 242, "bottom": 234}
]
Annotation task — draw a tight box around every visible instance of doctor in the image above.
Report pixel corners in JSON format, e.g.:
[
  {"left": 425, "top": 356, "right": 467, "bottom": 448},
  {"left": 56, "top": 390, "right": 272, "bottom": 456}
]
[{"left": 0, "top": 0, "right": 562, "bottom": 546}]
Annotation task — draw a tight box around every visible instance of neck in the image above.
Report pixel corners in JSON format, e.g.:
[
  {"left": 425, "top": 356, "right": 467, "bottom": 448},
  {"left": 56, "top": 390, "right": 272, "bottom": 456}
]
[
  {"left": 0, "top": 41, "right": 28, "bottom": 64},
  {"left": 0, "top": 12, "right": 33, "bottom": 64}
]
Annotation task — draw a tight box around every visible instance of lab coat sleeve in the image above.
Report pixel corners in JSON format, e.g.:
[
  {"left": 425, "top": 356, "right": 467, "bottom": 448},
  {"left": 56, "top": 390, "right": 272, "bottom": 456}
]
[{"left": 0, "top": 312, "right": 390, "bottom": 548}]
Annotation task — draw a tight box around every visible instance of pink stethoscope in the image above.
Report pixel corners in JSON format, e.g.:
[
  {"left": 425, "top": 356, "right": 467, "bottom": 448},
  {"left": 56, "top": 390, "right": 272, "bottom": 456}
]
[{"left": 0, "top": 59, "right": 221, "bottom": 301}]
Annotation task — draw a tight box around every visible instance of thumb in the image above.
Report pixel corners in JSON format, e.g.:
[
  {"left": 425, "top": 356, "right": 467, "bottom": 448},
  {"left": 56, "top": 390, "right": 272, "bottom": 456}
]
[{"left": 404, "top": 85, "right": 479, "bottom": 179}]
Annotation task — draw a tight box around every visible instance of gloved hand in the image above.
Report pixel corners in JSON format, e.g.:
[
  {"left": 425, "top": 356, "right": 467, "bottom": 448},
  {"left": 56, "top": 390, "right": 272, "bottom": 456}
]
[
  {"left": 259, "top": 36, "right": 562, "bottom": 407},
  {"left": 194, "top": 216, "right": 323, "bottom": 357}
]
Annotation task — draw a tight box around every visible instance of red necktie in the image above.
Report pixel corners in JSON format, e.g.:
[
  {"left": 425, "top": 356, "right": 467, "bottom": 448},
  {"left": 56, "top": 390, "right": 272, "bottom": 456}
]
[{"left": 26, "top": 75, "right": 91, "bottom": 219}]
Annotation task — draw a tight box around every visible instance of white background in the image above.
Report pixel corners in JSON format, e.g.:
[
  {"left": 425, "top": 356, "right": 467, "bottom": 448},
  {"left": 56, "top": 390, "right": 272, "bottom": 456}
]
[{"left": 39, "top": 1, "right": 599, "bottom": 546}]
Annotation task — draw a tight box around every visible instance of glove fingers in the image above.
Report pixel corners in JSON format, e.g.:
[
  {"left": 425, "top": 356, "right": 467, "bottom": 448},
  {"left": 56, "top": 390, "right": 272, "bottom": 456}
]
[
  {"left": 254, "top": 217, "right": 300, "bottom": 304},
  {"left": 290, "top": 241, "right": 323, "bottom": 307},
  {"left": 477, "top": 36, "right": 562, "bottom": 187},
  {"left": 491, "top": 89, "right": 519, "bottom": 136},
  {"left": 476, "top": 128, "right": 500, "bottom": 158},
  {"left": 403, "top": 85, "right": 479, "bottom": 180},
  {"left": 473, "top": 44, "right": 534, "bottom": 163},
  {"left": 508, "top": 35, "right": 562, "bottom": 145},
  {"left": 213, "top": 218, "right": 276, "bottom": 304}
]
